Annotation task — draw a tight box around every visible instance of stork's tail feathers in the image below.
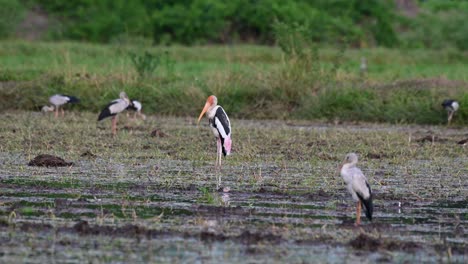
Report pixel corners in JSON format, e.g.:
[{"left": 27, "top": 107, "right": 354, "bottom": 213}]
[
  {"left": 98, "top": 108, "right": 112, "bottom": 121},
  {"left": 222, "top": 136, "right": 232, "bottom": 156},
  {"left": 357, "top": 183, "right": 373, "bottom": 221},
  {"left": 66, "top": 96, "right": 80, "bottom": 103}
]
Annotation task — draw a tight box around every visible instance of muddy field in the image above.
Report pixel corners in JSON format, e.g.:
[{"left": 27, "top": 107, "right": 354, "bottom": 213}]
[{"left": 0, "top": 111, "right": 467, "bottom": 263}]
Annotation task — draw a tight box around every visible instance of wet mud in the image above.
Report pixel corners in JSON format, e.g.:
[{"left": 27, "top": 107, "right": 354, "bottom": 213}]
[{"left": 1, "top": 112, "right": 467, "bottom": 262}]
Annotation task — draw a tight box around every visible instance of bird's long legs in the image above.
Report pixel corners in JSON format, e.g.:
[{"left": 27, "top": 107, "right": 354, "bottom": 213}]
[
  {"left": 216, "top": 138, "right": 222, "bottom": 189},
  {"left": 55, "top": 106, "right": 59, "bottom": 118},
  {"left": 355, "top": 201, "right": 362, "bottom": 226},
  {"left": 448, "top": 111, "right": 454, "bottom": 125},
  {"left": 111, "top": 116, "right": 118, "bottom": 136},
  {"left": 61, "top": 107, "right": 65, "bottom": 117}
]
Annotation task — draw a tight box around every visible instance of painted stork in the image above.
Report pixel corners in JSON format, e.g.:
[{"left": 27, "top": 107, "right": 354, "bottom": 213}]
[
  {"left": 98, "top": 92, "right": 131, "bottom": 136},
  {"left": 126, "top": 100, "right": 146, "bottom": 120},
  {"left": 339, "top": 153, "right": 373, "bottom": 226},
  {"left": 42, "top": 94, "right": 80, "bottom": 117},
  {"left": 197, "top": 95, "right": 232, "bottom": 185},
  {"left": 442, "top": 99, "right": 459, "bottom": 125}
]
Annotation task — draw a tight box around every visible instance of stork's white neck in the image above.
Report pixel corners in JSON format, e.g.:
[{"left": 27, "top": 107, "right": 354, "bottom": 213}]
[{"left": 206, "top": 105, "right": 219, "bottom": 119}]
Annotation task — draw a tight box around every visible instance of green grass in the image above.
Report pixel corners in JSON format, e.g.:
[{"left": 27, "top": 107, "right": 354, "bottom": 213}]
[{"left": 0, "top": 41, "right": 467, "bottom": 124}]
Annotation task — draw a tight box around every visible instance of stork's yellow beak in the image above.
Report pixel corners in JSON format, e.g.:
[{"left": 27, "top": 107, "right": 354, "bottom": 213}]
[{"left": 197, "top": 102, "right": 210, "bottom": 124}]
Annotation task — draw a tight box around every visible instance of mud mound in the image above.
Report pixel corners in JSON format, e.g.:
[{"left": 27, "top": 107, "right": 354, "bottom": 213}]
[
  {"left": 238, "top": 230, "right": 282, "bottom": 245},
  {"left": 350, "top": 233, "right": 420, "bottom": 252},
  {"left": 28, "top": 154, "right": 73, "bottom": 167},
  {"left": 416, "top": 135, "right": 448, "bottom": 143},
  {"left": 457, "top": 139, "right": 468, "bottom": 146},
  {"left": 80, "top": 150, "right": 97, "bottom": 158},
  {"left": 150, "top": 129, "right": 168, "bottom": 138}
]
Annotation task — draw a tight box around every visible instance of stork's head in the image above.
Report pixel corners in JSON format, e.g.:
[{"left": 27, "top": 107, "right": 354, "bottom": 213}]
[
  {"left": 119, "top": 91, "right": 130, "bottom": 104},
  {"left": 339, "top": 152, "right": 359, "bottom": 173},
  {"left": 197, "top": 95, "right": 218, "bottom": 123},
  {"left": 344, "top": 153, "right": 358, "bottom": 165}
]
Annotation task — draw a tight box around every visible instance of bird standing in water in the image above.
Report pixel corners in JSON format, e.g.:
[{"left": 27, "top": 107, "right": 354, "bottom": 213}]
[
  {"left": 197, "top": 95, "right": 232, "bottom": 186},
  {"left": 339, "top": 153, "right": 373, "bottom": 226},
  {"left": 98, "top": 92, "right": 131, "bottom": 136},
  {"left": 442, "top": 99, "right": 459, "bottom": 125},
  {"left": 42, "top": 94, "right": 80, "bottom": 118}
]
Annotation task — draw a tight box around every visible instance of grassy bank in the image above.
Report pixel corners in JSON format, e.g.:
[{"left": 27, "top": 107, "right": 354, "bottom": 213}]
[{"left": 0, "top": 41, "right": 467, "bottom": 124}]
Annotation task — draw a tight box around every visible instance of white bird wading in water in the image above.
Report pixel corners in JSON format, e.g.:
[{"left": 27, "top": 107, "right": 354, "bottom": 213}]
[
  {"left": 42, "top": 94, "right": 80, "bottom": 118},
  {"left": 197, "top": 95, "right": 232, "bottom": 188},
  {"left": 98, "top": 92, "right": 131, "bottom": 136},
  {"left": 339, "top": 153, "right": 373, "bottom": 226}
]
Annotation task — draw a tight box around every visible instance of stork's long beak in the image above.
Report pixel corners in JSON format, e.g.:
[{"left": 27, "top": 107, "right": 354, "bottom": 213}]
[{"left": 197, "top": 102, "right": 210, "bottom": 124}]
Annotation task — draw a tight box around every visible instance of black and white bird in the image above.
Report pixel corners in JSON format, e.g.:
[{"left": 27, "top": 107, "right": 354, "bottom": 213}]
[
  {"left": 126, "top": 100, "right": 146, "bottom": 120},
  {"left": 197, "top": 95, "right": 232, "bottom": 186},
  {"left": 339, "top": 153, "right": 373, "bottom": 226},
  {"left": 442, "top": 99, "right": 459, "bottom": 125},
  {"left": 98, "top": 92, "right": 131, "bottom": 136},
  {"left": 42, "top": 94, "right": 80, "bottom": 118}
]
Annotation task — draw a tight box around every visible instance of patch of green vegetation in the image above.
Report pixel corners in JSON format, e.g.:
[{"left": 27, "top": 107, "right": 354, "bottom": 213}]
[
  {"left": 197, "top": 187, "right": 219, "bottom": 205},
  {"left": 0, "top": 41, "right": 467, "bottom": 124},
  {"left": 1, "top": 178, "right": 83, "bottom": 189},
  {"left": 18, "top": 200, "right": 54, "bottom": 208},
  {"left": 3, "top": 192, "right": 83, "bottom": 199},
  {"left": 58, "top": 212, "right": 97, "bottom": 219}
]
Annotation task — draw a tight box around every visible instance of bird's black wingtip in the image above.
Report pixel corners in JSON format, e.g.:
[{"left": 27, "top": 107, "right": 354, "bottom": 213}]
[
  {"left": 64, "top": 95, "right": 80, "bottom": 103},
  {"left": 442, "top": 99, "right": 455, "bottom": 108},
  {"left": 357, "top": 184, "right": 373, "bottom": 221},
  {"left": 98, "top": 108, "right": 112, "bottom": 121}
]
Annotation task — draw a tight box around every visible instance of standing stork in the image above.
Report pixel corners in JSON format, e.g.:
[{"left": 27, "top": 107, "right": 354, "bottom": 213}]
[
  {"left": 339, "top": 153, "right": 373, "bottom": 226},
  {"left": 98, "top": 92, "right": 131, "bottom": 136},
  {"left": 42, "top": 94, "right": 80, "bottom": 118},
  {"left": 126, "top": 100, "right": 146, "bottom": 120},
  {"left": 197, "top": 95, "right": 232, "bottom": 186},
  {"left": 442, "top": 99, "right": 459, "bottom": 125}
]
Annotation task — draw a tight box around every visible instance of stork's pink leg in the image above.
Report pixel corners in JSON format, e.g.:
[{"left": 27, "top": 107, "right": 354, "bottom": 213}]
[
  {"left": 216, "top": 137, "right": 223, "bottom": 188},
  {"left": 55, "top": 107, "right": 58, "bottom": 118},
  {"left": 216, "top": 138, "right": 221, "bottom": 169},
  {"left": 355, "top": 201, "right": 362, "bottom": 226},
  {"left": 61, "top": 108, "right": 65, "bottom": 117}
]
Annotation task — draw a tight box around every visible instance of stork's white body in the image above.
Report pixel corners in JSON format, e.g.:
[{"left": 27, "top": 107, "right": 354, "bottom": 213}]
[
  {"left": 340, "top": 153, "right": 373, "bottom": 225},
  {"left": 341, "top": 164, "right": 371, "bottom": 202},
  {"left": 198, "top": 95, "right": 232, "bottom": 189},
  {"left": 131, "top": 100, "right": 142, "bottom": 112},
  {"left": 108, "top": 98, "right": 130, "bottom": 115},
  {"left": 98, "top": 92, "right": 131, "bottom": 136},
  {"left": 442, "top": 99, "right": 459, "bottom": 125},
  {"left": 43, "top": 94, "right": 79, "bottom": 117},
  {"left": 49, "top": 95, "right": 71, "bottom": 107}
]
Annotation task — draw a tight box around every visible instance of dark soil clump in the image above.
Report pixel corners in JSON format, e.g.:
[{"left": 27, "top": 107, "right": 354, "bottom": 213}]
[
  {"left": 80, "top": 150, "right": 97, "bottom": 158},
  {"left": 416, "top": 135, "right": 448, "bottom": 143},
  {"left": 349, "top": 233, "right": 382, "bottom": 251},
  {"left": 150, "top": 129, "right": 168, "bottom": 138},
  {"left": 350, "top": 233, "right": 421, "bottom": 252},
  {"left": 28, "top": 154, "right": 73, "bottom": 167},
  {"left": 238, "top": 230, "right": 282, "bottom": 245}
]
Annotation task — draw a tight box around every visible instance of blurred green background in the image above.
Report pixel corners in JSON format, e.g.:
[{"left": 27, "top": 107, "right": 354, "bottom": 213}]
[{"left": 1, "top": 0, "right": 467, "bottom": 124}]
